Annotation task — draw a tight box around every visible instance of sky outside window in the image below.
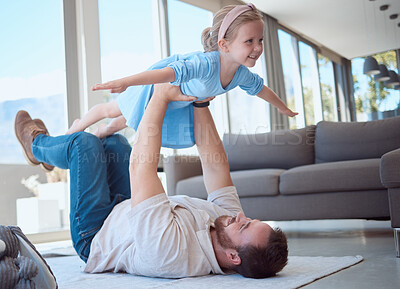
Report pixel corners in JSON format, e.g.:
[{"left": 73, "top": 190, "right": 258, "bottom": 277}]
[
  {"left": 99, "top": 0, "right": 159, "bottom": 83},
  {"left": 168, "top": 0, "right": 212, "bottom": 54},
  {"left": 0, "top": 0, "right": 66, "bottom": 164}
]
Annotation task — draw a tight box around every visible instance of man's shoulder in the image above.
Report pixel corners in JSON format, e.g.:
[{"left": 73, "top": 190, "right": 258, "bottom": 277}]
[
  {"left": 168, "top": 195, "right": 211, "bottom": 211},
  {"left": 169, "top": 186, "right": 241, "bottom": 219}
]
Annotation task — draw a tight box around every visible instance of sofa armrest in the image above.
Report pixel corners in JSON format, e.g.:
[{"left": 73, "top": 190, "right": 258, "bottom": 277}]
[
  {"left": 164, "top": 155, "right": 202, "bottom": 195},
  {"left": 380, "top": 148, "right": 400, "bottom": 188},
  {"left": 381, "top": 149, "right": 400, "bottom": 232}
]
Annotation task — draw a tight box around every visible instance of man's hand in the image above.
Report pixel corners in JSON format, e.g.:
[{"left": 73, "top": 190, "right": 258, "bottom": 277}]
[
  {"left": 194, "top": 96, "right": 216, "bottom": 104},
  {"left": 152, "top": 83, "right": 197, "bottom": 103}
]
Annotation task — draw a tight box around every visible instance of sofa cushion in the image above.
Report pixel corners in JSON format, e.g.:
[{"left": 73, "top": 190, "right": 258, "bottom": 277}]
[
  {"left": 223, "top": 126, "right": 316, "bottom": 171},
  {"left": 280, "top": 159, "right": 383, "bottom": 195},
  {"left": 230, "top": 169, "right": 284, "bottom": 197},
  {"left": 315, "top": 117, "right": 400, "bottom": 163},
  {"left": 176, "top": 169, "right": 285, "bottom": 199},
  {"left": 176, "top": 175, "right": 208, "bottom": 199}
]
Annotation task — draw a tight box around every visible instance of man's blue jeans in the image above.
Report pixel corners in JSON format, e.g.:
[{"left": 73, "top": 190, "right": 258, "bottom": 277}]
[{"left": 32, "top": 132, "right": 132, "bottom": 262}]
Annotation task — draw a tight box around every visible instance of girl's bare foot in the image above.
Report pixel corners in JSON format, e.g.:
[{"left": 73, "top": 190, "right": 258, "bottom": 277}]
[
  {"left": 66, "top": 119, "right": 81, "bottom": 135},
  {"left": 94, "top": 123, "right": 108, "bottom": 139}
]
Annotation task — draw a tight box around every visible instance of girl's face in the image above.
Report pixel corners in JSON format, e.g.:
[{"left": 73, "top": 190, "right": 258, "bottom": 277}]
[{"left": 225, "top": 20, "right": 264, "bottom": 68}]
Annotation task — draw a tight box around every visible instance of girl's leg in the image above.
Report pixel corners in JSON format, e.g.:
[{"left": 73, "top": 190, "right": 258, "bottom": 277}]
[
  {"left": 66, "top": 100, "right": 122, "bottom": 135},
  {"left": 95, "top": 115, "right": 127, "bottom": 139},
  {"left": 32, "top": 132, "right": 122, "bottom": 262}
]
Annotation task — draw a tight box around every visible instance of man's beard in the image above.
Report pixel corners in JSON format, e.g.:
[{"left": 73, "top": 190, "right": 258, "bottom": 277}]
[{"left": 214, "top": 215, "right": 237, "bottom": 250}]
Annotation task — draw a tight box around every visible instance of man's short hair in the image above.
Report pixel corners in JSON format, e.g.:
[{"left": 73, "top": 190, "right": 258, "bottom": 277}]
[{"left": 232, "top": 227, "right": 288, "bottom": 279}]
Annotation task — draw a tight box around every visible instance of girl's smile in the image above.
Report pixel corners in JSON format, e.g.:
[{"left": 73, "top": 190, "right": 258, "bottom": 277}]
[{"left": 225, "top": 20, "right": 264, "bottom": 68}]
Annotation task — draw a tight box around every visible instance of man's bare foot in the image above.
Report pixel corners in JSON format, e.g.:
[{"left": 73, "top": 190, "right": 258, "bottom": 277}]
[{"left": 66, "top": 119, "right": 81, "bottom": 135}]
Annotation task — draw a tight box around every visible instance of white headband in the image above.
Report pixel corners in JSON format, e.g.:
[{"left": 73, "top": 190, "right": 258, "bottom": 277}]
[{"left": 218, "top": 3, "right": 256, "bottom": 41}]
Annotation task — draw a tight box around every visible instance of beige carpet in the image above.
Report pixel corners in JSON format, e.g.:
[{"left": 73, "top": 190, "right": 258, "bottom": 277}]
[{"left": 44, "top": 255, "right": 363, "bottom": 289}]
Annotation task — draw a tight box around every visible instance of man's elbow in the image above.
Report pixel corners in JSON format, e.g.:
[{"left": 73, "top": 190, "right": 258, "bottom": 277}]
[
  {"left": 200, "top": 151, "right": 229, "bottom": 168},
  {"left": 129, "top": 164, "right": 149, "bottom": 186},
  {"left": 129, "top": 156, "right": 157, "bottom": 184},
  {"left": 202, "top": 160, "right": 230, "bottom": 175},
  {"left": 129, "top": 153, "right": 144, "bottom": 180}
]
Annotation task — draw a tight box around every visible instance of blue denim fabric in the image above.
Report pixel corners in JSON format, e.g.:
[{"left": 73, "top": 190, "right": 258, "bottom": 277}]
[{"left": 32, "top": 132, "right": 131, "bottom": 262}]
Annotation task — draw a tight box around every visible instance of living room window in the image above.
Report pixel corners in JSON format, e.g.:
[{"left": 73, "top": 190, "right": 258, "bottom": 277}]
[
  {"left": 168, "top": 0, "right": 212, "bottom": 55},
  {"left": 318, "top": 54, "right": 338, "bottom": 121},
  {"left": 299, "top": 41, "right": 323, "bottom": 126},
  {"left": 278, "top": 28, "right": 341, "bottom": 128},
  {"left": 98, "top": 0, "right": 160, "bottom": 93},
  {"left": 97, "top": 0, "right": 161, "bottom": 149},
  {"left": 278, "top": 29, "right": 305, "bottom": 129},
  {"left": 0, "top": 0, "right": 67, "bottom": 164},
  {"left": 351, "top": 50, "right": 399, "bottom": 121},
  {"left": 0, "top": 0, "right": 68, "bottom": 237},
  {"left": 228, "top": 53, "right": 270, "bottom": 134}
]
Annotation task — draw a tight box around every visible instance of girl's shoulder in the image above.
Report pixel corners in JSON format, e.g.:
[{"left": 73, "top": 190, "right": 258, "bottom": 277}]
[
  {"left": 236, "top": 65, "right": 260, "bottom": 77},
  {"left": 177, "top": 50, "right": 220, "bottom": 63},
  {"left": 149, "top": 51, "right": 212, "bottom": 69},
  {"left": 201, "top": 50, "right": 220, "bottom": 64},
  {"left": 174, "top": 51, "right": 220, "bottom": 72},
  {"left": 150, "top": 51, "right": 220, "bottom": 70}
]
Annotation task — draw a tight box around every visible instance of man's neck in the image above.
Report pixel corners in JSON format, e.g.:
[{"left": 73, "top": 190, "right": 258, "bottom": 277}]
[{"left": 210, "top": 227, "right": 230, "bottom": 270}]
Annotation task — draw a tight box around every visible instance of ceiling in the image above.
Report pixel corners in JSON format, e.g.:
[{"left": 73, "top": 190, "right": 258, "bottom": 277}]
[{"left": 247, "top": 0, "right": 400, "bottom": 59}]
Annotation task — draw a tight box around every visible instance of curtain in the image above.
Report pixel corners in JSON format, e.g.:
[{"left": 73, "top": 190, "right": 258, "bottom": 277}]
[{"left": 263, "top": 14, "right": 289, "bottom": 130}]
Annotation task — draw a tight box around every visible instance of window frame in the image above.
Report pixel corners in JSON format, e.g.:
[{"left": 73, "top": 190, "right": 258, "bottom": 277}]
[
  {"left": 278, "top": 25, "right": 348, "bottom": 126},
  {"left": 351, "top": 49, "right": 400, "bottom": 121}
]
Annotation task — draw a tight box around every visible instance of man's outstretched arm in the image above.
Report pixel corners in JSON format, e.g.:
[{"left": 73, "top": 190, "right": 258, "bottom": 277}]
[
  {"left": 129, "top": 84, "right": 196, "bottom": 207},
  {"left": 193, "top": 104, "right": 234, "bottom": 193}
]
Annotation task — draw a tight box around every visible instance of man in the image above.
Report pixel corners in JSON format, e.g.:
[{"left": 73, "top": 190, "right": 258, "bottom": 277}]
[{"left": 15, "top": 84, "right": 288, "bottom": 279}]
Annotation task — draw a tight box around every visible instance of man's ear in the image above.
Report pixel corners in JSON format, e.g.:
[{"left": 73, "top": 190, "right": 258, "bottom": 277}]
[
  {"left": 218, "top": 39, "right": 229, "bottom": 53},
  {"left": 226, "top": 249, "right": 241, "bottom": 266}
]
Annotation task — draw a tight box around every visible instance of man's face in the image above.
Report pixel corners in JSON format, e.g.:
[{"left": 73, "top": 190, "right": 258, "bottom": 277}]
[{"left": 214, "top": 212, "right": 272, "bottom": 249}]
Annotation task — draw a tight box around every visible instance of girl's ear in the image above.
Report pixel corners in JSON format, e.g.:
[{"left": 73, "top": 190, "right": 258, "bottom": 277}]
[{"left": 218, "top": 39, "right": 229, "bottom": 53}]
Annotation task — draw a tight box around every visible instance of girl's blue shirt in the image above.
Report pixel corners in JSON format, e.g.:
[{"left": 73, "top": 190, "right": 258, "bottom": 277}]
[{"left": 118, "top": 50, "right": 264, "bottom": 148}]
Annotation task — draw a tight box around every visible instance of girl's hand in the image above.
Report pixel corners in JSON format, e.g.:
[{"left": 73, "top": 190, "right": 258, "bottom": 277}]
[
  {"left": 278, "top": 108, "right": 299, "bottom": 117},
  {"left": 92, "top": 79, "right": 128, "bottom": 93}
]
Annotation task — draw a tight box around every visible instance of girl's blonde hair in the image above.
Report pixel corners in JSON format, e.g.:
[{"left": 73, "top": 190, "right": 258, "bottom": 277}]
[{"left": 201, "top": 5, "right": 263, "bottom": 52}]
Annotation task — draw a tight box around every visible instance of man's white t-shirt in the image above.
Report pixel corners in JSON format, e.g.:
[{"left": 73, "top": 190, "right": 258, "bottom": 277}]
[{"left": 84, "top": 186, "right": 243, "bottom": 278}]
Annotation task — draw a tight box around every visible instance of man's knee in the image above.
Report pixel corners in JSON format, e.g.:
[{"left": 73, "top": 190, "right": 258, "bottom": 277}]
[
  {"left": 70, "top": 132, "right": 106, "bottom": 165},
  {"left": 103, "top": 134, "right": 131, "bottom": 160},
  {"left": 105, "top": 134, "right": 129, "bottom": 146},
  {"left": 72, "top": 132, "right": 102, "bottom": 151}
]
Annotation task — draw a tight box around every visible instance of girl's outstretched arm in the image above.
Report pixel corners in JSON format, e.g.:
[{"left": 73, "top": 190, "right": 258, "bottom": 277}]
[
  {"left": 256, "top": 85, "right": 298, "bottom": 117},
  {"left": 92, "top": 67, "right": 176, "bottom": 93}
]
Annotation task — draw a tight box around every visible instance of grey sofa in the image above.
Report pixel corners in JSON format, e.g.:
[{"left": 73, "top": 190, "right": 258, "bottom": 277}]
[{"left": 164, "top": 116, "right": 400, "bottom": 257}]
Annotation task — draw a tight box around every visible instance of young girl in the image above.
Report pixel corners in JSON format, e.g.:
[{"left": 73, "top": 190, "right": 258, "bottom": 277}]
[{"left": 66, "top": 3, "right": 298, "bottom": 148}]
